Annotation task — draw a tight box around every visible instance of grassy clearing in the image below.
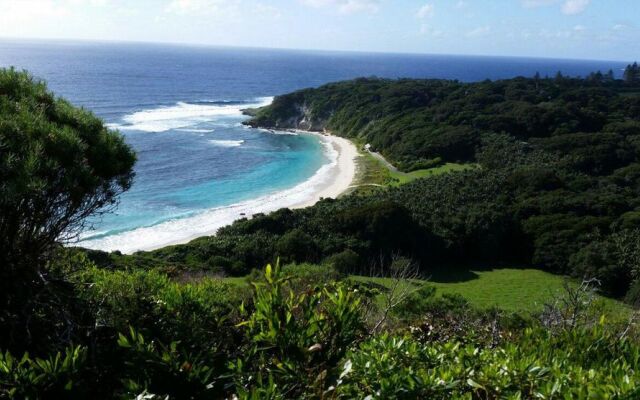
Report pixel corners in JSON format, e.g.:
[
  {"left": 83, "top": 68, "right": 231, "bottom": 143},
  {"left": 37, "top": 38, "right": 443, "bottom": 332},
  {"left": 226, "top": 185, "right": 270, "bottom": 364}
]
[
  {"left": 388, "top": 163, "right": 475, "bottom": 185},
  {"left": 218, "top": 276, "right": 248, "bottom": 286},
  {"left": 221, "top": 268, "right": 629, "bottom": 318},
  {"left": 351, "top": 268, "right": 630, "bottom": 318},
  {"left": 352, "top": 152, "right": 389, "bottom": 187},
  {"left": 349, "top": 151, "right": 474, "bottom": 195}
]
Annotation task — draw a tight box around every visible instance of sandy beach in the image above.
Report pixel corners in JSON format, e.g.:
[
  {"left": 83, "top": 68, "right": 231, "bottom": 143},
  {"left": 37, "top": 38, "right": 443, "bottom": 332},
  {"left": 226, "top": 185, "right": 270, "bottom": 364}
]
[
  {"left": 288, "top": 131, "right": 358, "bottom": 209},
  {"left": 80, "top": 131, "right": 359, "bottom": 254}
]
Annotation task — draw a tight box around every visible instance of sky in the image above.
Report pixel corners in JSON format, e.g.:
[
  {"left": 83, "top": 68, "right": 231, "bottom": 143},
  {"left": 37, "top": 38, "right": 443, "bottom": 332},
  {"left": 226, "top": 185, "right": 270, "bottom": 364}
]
[{"left": 0, "top": 0, "right": 638, "bottom": 61}]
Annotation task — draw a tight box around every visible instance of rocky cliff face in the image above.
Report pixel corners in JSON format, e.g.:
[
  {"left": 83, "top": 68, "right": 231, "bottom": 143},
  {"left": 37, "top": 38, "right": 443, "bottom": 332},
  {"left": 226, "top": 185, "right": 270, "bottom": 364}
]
[{"left": 244, "top": 101, "right": 329, "bottom": 132}]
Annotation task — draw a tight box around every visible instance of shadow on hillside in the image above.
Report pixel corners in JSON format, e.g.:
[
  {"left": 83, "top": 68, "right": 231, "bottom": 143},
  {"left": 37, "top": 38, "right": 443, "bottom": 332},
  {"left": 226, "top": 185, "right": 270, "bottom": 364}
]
[{"left": 425, "top": 264, "right": 531, "bottom": 284}]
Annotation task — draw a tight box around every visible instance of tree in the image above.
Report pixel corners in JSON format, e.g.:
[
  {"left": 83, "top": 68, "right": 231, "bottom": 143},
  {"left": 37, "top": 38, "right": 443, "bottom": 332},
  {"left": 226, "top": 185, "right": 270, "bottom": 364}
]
[
  {"left": 0, "top": 68, "right": 136, "bottom": 350},
  {"left": 587, "top": 71, "right": 603, "bottom": 83},
  {"left": 605, "top": 69, "right": 615, "bottom": 82},
  {"left": 555, "top": 71, "right": 565, "bottom": 82},
  {"left": 623, "top": 62, "right": 639, "bottom": 85}
]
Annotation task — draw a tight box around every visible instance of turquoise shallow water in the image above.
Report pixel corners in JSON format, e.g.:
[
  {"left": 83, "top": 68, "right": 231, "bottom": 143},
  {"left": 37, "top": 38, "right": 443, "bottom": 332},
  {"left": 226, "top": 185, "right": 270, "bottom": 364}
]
[
  {"left": 0, "top": 39, "right": 627, "bottom": 251},
  {"left": 85, "top": 119, "right": 328, "bottom": 243}
]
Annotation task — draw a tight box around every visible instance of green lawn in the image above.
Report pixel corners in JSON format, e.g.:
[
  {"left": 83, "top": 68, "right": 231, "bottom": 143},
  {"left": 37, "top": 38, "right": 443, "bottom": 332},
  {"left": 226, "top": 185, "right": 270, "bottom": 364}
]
[
  {"left": 221, "top": 267, "right": 629, "bottom": 318},
  {"left": 350, "top": 151, "right": 473, "bottom": 194},
  {"left": 388, "top": 162, "right": 475, "bottom": 185},
  {"left": 219, "top": 276, "right": 249, "bottom": 286},
  {"left": 351, "top": 268, "right": 630, "bottom": 317}
]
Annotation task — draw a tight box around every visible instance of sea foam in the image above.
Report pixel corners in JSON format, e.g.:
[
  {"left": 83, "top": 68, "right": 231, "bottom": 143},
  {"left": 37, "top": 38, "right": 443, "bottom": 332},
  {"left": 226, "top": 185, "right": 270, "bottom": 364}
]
[
  {"left": 77, "top": 135, "right": 338, "bottom": 254},
  {"left": 111, "top": 97, "right": 273, "bottom": 133},
  {"left": 209, "top": 139, "right": 245, "bottom": 147}
]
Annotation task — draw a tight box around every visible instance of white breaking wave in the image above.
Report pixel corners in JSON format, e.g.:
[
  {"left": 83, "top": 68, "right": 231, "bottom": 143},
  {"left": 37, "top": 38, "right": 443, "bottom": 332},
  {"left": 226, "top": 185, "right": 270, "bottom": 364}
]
[
  {"left": 78, "top": 136, "right": 338, "bottom": 254},
  {"left": 110, "top": 97, "right": 273, "bottom": 133},
  {"left": 175, "top": 128, "right": 215, "bottom": 133},
  {"left": 209, "top": 139, "right": 244, "bottom": 147},
  {"left": 254, "top": 127, "right": 299, "bottom": 136}
]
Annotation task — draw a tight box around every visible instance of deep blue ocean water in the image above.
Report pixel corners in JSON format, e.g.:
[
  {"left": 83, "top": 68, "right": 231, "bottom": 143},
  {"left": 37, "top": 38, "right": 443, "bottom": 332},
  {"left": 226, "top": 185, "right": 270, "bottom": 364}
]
[{"left": 0, "top": 39, "right": 628, "bottom": 252}]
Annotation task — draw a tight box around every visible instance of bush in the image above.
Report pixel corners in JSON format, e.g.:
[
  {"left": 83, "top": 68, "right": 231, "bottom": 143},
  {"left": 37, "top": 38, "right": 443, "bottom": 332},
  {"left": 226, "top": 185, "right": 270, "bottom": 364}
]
[
  {"left": 75, "top": 268, "right": 169, "bottom": 331},
  {"left": 116, "top": 328, "right": 222, "bottom": 399},
  {"left": 231, "top": 264, "right": 365, "bottom": 398},
  {"left": 399, "top": 156, "right": 444, "bottom": 172},
  {"left": 0, "top": 346, "right": 90, "bottom": 399},
  {"left": 75, "top": 267, "right": 243, "bottom": 359},
  {"left": 391, "top": 285, "right": 436, "bottom": 320},
  {"left": 282, "top": 263, "right": 342, "bottom": 285},
  {"left": 625, "top": 281, "right": 640, "bottom": 306},
  {"left": 275, "top": 229, "right": 319, "bottom": 264},
  {"left": 569, "top": 229, "right": 640, "bottom": 298},
  {"left": 336, "top": 326, "right": 640, "bottom": 399},
  {"left": 325, "top": 249, "right": 362, "bottom": 275}
]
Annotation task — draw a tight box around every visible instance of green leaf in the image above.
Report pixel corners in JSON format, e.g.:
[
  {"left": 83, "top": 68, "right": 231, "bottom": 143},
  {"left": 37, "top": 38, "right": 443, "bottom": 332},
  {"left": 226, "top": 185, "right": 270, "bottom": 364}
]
[
  {"left": 265, "top": 264, "right": 272, "bottom": 283},
  {"left": 467, "top": 378, "right": 485, "bottom": 390}
]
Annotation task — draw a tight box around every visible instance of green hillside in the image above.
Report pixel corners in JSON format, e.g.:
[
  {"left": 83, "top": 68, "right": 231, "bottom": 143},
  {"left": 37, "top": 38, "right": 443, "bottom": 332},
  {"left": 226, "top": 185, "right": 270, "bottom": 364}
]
[
  {"left": 96, "top": 72, "right": 640, "bottom": 302},
  {"left": 3, "top": 66, "right": 640, "bottom": 398}
]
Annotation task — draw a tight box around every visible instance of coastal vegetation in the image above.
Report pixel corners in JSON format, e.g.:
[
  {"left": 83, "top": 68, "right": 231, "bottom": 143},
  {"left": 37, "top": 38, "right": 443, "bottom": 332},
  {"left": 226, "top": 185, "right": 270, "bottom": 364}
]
[
  {"left": 352, "top": 149, "right": 474, "bottom": 193},
  {"left": 95, "top": 64, "right": 640, "bottom": 301},
  {"left": 2, "top": 65, "right": 640, "bottom": 397}
]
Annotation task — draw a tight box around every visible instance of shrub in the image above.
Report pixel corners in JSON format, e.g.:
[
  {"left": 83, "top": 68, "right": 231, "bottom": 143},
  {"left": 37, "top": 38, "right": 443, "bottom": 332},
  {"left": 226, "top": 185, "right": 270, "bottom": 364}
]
[
  {"left": 336, "top": 326, "right": 640, "bottom": 399},
  {"left": 281, "top": 263, "right": 343, "bottom": 288},
  {"left": 275, "top": 229, "right": 319, "bottom": 264},
  {"left": 75, "top": 267, "right": 243, "bottom": 359},
  {"left": 231, "top": 264, "right": 365, "bottom": 398},
  {"left": 391, "top": 285, "right": 436, "bottom": 320},
  {"left": 75, "top": 268, "right": 170, "bottom": 331},
  {"left": 116, "top": 328, "right": 222, "bottom": 399},
  {"left": 0, "top": 346, "right": 90, "bottom": 399},
  {"left": 325, "top": 249, "right": 362, "bottom": 275}
]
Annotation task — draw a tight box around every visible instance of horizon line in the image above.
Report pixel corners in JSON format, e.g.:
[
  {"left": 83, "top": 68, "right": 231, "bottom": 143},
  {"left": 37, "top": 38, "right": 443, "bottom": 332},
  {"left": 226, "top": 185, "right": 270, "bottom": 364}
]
[{"left": 0, "top": 35, "right": 633, "bottom": 65}]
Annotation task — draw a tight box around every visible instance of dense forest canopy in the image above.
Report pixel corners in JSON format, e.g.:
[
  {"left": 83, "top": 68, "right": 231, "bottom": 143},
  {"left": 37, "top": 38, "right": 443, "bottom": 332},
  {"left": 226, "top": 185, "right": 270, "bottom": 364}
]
[{"left": 248, "top": 67, "right": 640, "bottom": 172}]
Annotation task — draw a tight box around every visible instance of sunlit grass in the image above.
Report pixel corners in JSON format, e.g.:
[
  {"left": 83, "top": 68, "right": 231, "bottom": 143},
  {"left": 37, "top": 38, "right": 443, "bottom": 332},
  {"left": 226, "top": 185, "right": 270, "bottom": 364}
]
[
  {"left": 350, "top": 268, "right": 630, "bottom": 318},
  {"left": 350, "top": 150, "right": 474, "bottom": 195},
  {"left": 388, "top": 162, "right": 475, "bottom": 185}
]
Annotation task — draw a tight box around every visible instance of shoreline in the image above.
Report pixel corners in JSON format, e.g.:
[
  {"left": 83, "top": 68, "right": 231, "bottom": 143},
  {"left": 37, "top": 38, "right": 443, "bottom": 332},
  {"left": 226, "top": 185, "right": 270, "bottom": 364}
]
[
  {"left": 288, "top": 130, "right": 358, "bottom": 209},
  {"left": 78, "top": 130, "right": 359, "bottom": 254},
  {"left": 156, "top": 130, "right": 358, "bottom": 248}
]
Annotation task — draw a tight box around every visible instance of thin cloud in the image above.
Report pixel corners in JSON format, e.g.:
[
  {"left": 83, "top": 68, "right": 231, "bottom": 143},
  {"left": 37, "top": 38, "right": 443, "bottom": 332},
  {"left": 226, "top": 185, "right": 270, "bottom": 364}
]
[
  {"left": 254, "top": 3, "right": 282, "bottom": 19},
  {"left": 165, "top": 0, "right": 238, "bottom": 15},
  {"left": 300, "top": 0, "right": 380, "bottom": 15},
  {"left": 521, "top": 0, "right": 590, "bottom": 14},
  {"left": 0, "top": 0, "right": 71, "bottom": 22},
  {"left": 521, "top": 0, "right": 557, "bottom": 8},
  {"left": 419, "top": 24, "right": 443, "bottom": 38},
  {"left": 417, "top": 3, "right": 434, "bottom": 19},
  {"left": 466, "top": 25, "right": 491, "bottom": 37},
  {"left": 562, "top": 0, "right": 589, "bottom": 15}
]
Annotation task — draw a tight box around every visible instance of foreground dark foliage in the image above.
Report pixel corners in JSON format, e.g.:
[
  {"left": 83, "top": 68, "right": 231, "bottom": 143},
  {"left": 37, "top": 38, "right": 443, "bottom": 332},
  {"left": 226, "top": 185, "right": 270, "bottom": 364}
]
[
  {"left": 2, "top": 264, "right": 640, "bottom": 399},
  {"left": 0, "top": 69, "right": 136, "bottom": 354}
]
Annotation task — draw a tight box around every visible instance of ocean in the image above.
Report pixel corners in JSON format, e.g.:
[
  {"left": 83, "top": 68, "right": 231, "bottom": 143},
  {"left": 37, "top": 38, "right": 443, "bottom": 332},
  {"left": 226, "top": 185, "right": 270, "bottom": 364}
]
[{"left": 0, "top": 39, "right": 629, "bottom": 252}]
